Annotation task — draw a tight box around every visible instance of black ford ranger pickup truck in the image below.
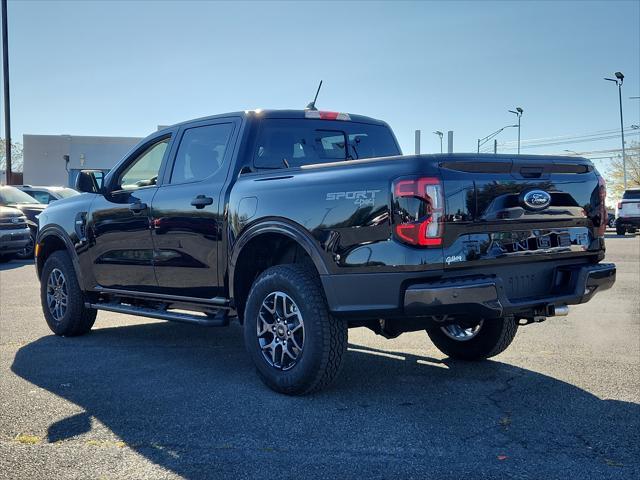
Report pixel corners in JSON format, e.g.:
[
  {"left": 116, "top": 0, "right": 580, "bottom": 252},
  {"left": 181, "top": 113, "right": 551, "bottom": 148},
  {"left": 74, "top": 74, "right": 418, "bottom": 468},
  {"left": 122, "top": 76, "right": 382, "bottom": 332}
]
[{"left": 35, "top": 109, "right": 616, "bottom": 394}]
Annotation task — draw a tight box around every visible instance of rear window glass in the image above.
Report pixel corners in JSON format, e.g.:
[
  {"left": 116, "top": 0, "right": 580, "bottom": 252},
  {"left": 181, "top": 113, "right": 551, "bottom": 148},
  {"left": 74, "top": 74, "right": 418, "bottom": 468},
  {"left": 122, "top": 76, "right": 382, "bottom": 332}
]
[
  {"left": 622, "top": 190, "right": 640, "bottom": 200},
  {"left": 253, "top": 119, "right": 400, "bottom": 169}
]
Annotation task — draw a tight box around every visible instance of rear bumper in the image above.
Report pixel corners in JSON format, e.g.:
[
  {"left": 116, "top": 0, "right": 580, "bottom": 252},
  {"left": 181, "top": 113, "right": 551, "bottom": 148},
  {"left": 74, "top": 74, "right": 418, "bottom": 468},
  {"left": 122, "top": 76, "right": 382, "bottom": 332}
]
[
  {"left": 321, "top": 262, "right": 615, "bottom": 320},
  {"left": 0, "top": 227, "right": 31, "bottom": 254},
  {"left": 404, "top": 263, "right": 615, "bottom": 319},
  {"left": 616, "top": 217, "right": 640, "bottom": 228}
]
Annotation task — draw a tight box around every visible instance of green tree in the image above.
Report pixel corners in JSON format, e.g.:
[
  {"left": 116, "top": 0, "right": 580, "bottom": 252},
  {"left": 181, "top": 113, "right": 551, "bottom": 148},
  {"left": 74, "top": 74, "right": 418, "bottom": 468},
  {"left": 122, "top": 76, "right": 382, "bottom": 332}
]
[
  {"left": 0, "top": 139, "right": 23, "bottom": 173},
  {"left": 605, "top": 140, "right": 640, "bottom": 199}
]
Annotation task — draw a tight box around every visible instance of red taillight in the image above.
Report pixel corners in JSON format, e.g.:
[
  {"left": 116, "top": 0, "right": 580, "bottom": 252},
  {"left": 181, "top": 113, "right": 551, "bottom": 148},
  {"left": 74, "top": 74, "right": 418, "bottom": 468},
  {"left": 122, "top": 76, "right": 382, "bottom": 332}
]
[
  {"left": 617, "top": 201, "right": 622, "bottom": 209},
  {"left": 392, "top": 176, "right": 444, "bottom": 247},
  {"left": 597, "top": 176, "right": 607, "bottom": 237}
]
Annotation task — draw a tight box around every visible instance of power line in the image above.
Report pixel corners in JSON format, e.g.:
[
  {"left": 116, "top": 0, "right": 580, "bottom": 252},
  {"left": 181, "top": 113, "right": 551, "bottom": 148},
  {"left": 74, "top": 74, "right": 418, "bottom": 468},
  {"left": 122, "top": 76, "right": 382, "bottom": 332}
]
[
  {"left": 496, "top": 130, "right": 639, "bottom": 151},
  {"left": 499, "top": 126, "right": 638, "bottom": 146}
]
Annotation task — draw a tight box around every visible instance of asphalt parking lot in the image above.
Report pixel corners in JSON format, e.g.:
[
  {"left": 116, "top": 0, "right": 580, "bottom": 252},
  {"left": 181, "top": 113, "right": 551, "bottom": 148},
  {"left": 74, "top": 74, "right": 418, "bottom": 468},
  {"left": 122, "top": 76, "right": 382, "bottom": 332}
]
[{"left": 0, "top": 234, "right": 638, "bottom": 480}]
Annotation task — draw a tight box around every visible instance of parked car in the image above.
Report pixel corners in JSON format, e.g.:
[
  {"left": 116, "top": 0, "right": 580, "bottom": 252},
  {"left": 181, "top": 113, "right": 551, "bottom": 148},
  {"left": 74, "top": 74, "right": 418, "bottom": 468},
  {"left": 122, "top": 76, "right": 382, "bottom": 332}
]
[
  {"left": 34, "top": 109, "right": 615, "bottom": 394},
  {"left": 0, "top": 186, "right": 45, "bottom": 258},
  {"left": 0, "top": 206, "right": 31, "bottom": 262},
  {"left": 615, "top": 188, "right": 640, "bottom": 235},
  {"left": 608, "top": 212, "right": 616, "bottom": 229},
  {"left": 16, "top": 185, "right": 79, "bottom": 204}
]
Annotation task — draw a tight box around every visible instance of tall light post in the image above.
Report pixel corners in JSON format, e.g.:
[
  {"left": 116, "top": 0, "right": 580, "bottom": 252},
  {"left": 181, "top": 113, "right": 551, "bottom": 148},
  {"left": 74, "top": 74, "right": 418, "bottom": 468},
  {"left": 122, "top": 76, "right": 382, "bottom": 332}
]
[
  {"left": 604, "top": 72, "right": 627, "bottom": 189},
  {"left": 433, "top": 131, "right": 443, "bottom": 153},
  {"left": 508, "top": 107, "right": 523, "bottom": 154}
]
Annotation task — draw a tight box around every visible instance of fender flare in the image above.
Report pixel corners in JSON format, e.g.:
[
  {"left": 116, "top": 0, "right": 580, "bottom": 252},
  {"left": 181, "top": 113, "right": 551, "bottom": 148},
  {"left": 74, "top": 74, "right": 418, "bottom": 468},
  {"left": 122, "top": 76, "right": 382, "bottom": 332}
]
[
  {"left": 36, "top": 226, "right": 86, "bottom": 289},
  {"left": 228, "top": 219, "right": 330, "bottom": 301}
]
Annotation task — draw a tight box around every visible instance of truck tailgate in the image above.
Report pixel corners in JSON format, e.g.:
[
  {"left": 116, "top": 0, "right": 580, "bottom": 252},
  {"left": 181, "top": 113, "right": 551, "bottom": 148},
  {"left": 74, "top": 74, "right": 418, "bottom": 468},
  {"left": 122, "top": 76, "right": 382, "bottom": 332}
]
[{"left": 439, "top": 156, "right": 604, "bottom": 271}]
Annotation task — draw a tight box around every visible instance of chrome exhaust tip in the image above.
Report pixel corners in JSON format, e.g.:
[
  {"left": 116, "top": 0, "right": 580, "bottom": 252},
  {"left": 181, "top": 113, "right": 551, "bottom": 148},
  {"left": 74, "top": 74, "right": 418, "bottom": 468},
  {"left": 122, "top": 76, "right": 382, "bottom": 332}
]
[{"left": 549, "top": 304, "right": 569, "bottom": 317}]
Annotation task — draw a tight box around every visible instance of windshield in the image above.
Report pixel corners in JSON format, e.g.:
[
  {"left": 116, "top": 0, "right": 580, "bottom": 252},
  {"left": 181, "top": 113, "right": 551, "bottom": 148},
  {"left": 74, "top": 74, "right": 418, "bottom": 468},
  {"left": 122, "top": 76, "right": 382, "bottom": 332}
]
[
  {"left": 57, "top": 188, "right": 80, "bottom": 199},
  {"left": 0, "top": 187, "right": 39, "bottom": 205}
]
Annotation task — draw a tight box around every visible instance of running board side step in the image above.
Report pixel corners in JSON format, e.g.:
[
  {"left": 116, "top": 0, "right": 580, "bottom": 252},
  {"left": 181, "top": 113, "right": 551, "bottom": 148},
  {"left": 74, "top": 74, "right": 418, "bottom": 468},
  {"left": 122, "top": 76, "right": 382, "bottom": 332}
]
[{"left": 87, "top": 302, "right": 229, "bottom": 327}]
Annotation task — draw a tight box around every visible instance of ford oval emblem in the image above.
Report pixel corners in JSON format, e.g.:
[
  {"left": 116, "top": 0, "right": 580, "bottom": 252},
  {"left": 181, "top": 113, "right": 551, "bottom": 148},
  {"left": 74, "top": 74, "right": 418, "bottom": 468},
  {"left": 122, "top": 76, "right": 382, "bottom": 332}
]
[{"left": 521, "top": 189, "right": 551, "bottom": 211}]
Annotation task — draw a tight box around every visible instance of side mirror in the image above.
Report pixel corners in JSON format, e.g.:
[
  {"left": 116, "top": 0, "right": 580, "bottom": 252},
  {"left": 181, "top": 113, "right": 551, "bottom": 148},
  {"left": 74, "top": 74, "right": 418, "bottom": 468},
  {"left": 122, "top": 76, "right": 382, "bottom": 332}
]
[{"left": 75, "top": 170, "right": 105, "bottom": 194}]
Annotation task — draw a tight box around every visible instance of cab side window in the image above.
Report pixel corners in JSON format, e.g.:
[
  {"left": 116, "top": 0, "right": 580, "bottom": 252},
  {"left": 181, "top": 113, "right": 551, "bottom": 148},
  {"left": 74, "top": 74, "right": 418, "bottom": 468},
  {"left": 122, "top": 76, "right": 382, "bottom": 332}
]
[
  {"left": 170, "top": 123, "right": 234, "bottom": 184},
  {"left": 118, "top": 138, "right": 170, "bottom": 191},
  {"left": 29, "top": 191, "right": 54, "bottom": 204}
]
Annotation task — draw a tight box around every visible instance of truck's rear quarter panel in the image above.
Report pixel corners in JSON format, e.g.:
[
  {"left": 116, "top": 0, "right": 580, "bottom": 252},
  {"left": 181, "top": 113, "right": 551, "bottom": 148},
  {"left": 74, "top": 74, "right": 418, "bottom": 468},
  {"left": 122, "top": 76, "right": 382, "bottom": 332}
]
[{"left": 229, "top": 156, "right": 445, "bottom": 275}]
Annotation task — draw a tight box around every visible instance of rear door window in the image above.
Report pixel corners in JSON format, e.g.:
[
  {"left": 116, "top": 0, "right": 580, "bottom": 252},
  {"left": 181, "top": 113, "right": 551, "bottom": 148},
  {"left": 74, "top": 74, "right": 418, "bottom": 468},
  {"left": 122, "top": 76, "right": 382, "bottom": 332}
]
[
  {"left": 254, "top": 119, "right": 400, "bottom": 169},
  {"left": 170, "top": 123, "right": 235, "bottom": 184}
]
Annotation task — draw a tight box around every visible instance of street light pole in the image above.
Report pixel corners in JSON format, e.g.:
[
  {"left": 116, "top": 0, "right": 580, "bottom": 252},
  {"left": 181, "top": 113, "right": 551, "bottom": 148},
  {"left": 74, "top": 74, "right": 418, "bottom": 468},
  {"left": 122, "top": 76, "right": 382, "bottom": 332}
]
[
  {"left": 508, "top": 107, "right": 523, "bottom": 154},
  {"left": 477, "top": 124, "right": 518, "bottom": 153},
  {"left": 1, "top": 0, "right": 11, "bottom": 185},
  {"left": 605, "top": 72, "right": 627, "bottom": 189},
  {"left": 433, "top": 131, "right": 443, "bottom": 153}
]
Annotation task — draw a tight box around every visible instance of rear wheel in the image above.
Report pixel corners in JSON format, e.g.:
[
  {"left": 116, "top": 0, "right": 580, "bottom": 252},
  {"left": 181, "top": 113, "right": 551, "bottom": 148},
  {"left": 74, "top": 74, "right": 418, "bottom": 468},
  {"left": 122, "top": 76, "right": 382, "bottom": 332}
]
[
  {"left": 243, "top": 264, "right": 347, "bottom": 395},
  {"left": 40, "top": 250, "right": 96, "bottom": 336},
  {"left": 426, "top": 317, "right": 518, "bottom": 360},
  {"left": 616, "top": 225, "right": 626, "bottom": 235}
]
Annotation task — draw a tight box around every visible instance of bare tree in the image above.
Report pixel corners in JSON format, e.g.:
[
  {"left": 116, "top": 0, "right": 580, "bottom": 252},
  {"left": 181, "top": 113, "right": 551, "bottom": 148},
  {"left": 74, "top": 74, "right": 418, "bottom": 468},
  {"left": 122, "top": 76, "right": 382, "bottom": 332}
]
[
  {"left": 606, "top": 140, "right": 640, "bottom": 199},
  {"left": 0, "top": 138, "right": 23, "bottom": 173}
]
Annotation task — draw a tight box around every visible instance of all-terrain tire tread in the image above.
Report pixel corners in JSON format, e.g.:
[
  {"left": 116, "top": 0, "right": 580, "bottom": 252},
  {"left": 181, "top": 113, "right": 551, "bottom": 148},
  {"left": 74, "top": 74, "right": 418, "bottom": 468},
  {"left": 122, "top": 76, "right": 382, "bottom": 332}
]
[
  {"left": 246, "top": 264, "right": 347, "bottom": 395},
  {"left": 41, "top": 250, "right": 96, "bottom": 336}
]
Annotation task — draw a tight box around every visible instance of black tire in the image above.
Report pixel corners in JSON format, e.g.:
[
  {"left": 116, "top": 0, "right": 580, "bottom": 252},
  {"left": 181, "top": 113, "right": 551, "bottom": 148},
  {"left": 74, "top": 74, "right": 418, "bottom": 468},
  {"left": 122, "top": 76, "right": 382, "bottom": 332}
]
[
  {"left": 15, "top": 230, "right": 35, "bottom": 259},
  {"left": 426, "top": 317, "right": 518, "bottom": 361},
  {"left": 0, "top": 254, "right": 13, "bottom": 263},
  {"left": 616, "top": 225, "right": 626, "bottom": 236},
  {"left": 41, "top": 250, "right": 96, "bottom": 336},
  {"left": 608, "top": 217, "right": 616, "bottom": 228},
  {"left": 243, "top": 264, "right": 347, "bottom": 395}
]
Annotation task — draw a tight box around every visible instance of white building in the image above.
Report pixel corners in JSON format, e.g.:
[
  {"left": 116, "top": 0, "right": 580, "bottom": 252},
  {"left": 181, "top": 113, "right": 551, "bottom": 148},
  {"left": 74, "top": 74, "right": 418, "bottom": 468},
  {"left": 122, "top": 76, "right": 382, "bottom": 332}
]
[{"left": 22, "top": 134, "right": 142, "bottom": 186}]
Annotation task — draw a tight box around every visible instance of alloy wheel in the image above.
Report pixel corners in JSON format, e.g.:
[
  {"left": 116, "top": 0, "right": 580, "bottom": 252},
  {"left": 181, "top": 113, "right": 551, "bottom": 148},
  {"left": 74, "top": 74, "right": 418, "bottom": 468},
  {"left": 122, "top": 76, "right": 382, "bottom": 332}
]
[
  {"left": 46, "top": 268, "right": 68, "bottom": 322},
  {"left": 257, "top": 291, "right": 304, "bottom": 371},
  {"left": 440, "top": 320, "right": 484, "bottom": 341}
]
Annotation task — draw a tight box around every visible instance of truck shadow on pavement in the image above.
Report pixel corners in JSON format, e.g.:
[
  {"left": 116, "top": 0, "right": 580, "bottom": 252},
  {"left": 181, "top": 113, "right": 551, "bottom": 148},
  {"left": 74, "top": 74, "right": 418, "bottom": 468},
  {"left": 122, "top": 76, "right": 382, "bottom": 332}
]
[
  {"left": 0, "top": 259, "right": 33, "bottom": 271},
  {"left": 11, "top": 321, "right": 640, "bottom": 479}
]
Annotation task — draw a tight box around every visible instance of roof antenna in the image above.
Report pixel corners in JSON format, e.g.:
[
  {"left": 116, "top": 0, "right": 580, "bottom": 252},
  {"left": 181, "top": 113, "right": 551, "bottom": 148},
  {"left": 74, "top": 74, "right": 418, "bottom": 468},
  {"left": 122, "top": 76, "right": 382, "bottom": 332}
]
[{"left": 305, "top": 80, "right": 323, "bottom": 111}]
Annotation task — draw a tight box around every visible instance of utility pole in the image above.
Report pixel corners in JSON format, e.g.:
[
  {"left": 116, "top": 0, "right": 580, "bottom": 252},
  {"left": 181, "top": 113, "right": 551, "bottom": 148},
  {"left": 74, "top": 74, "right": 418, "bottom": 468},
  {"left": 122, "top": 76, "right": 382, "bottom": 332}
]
[
  {"left": 605, "top": 72, "right": 627, "bottom": 189},
  {"left": 414, "top": 130, "right": 421, "bottom": 155},
  {"left": 1, "top": 0, "right": 11, "bottom": 184}
]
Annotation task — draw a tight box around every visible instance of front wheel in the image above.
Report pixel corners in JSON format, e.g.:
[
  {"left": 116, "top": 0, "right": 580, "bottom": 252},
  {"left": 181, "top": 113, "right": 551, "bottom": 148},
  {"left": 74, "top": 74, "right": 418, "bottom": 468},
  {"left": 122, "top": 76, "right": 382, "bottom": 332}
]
[
  {"left": 41, "top": 250, "right": 96, "bottom": 336},
  {"left": 426, "top": 317, "right": 518, "bottom": 360},
  {"left": 243, "top": 264, "right": 347, "bottom": 395}
]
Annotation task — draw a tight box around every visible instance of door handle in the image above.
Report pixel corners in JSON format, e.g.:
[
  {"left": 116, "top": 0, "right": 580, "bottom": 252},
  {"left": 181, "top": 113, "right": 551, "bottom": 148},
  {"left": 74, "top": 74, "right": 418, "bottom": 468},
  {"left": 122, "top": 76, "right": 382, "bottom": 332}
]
[
  {"left": 191, "top": 195, "right": 214, "bottom": 209},
  {"left": 129, "top": 202, "right": 148, "bottom": 213}
]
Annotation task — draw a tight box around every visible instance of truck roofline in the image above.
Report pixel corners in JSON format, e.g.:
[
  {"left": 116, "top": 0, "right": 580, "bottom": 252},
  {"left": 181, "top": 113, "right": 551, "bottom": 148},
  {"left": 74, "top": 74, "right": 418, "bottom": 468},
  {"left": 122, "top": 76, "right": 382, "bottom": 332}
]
[{"left": 156, "top": 109, "right": 390, "bottom": 134}]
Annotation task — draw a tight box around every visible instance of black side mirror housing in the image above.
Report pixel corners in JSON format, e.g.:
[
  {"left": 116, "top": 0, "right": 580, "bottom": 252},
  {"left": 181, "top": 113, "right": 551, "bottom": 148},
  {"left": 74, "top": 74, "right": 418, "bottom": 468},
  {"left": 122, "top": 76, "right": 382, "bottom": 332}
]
[{"left": 75, "top": 170, "right": 105, "bottom": 194}]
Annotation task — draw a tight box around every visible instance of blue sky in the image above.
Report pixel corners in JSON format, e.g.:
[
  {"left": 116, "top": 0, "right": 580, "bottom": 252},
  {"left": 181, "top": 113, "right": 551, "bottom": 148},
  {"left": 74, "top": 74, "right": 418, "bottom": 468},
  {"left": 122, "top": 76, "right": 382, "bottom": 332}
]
[{"left": 5, "top": 0, "right": 640, "bottom": 163}]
